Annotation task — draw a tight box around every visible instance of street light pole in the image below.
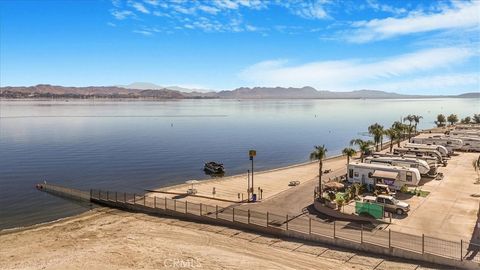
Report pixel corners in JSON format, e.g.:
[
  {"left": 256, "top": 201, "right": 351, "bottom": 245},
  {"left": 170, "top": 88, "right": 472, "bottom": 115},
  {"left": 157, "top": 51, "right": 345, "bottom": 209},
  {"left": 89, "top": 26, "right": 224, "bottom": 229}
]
[
  {"left": 249, "top": 150, "right": 256, "bottom": 201},
  {"left": 247, "top": 169, "right": 250, "bottom": 202}
]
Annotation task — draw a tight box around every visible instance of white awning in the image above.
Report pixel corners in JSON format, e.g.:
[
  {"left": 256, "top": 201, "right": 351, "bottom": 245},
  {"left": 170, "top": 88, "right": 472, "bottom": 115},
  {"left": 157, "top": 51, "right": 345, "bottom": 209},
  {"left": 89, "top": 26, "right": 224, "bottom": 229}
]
[{"left": 372, "top": 170, "right": 398, "bottom": 180}]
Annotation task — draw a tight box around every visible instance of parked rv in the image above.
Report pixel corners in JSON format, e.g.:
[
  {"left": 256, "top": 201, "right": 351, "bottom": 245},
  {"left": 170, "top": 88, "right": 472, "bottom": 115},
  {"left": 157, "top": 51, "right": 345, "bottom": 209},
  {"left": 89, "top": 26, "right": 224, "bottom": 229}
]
[
  {"left": 393, "top": 148, "right": 447, "bottom": 166},
  {"left": 448, "top": 136, "right": 480, "bottom": 152},
  {"left": 404, "top": 143, "right": 449, "bottom": 158},
  {"left": 371, "top": 152, "right": 439, "bottom": 169},
  {"left": 364, "top": 155, "right": 434, "bottom": 176},
  {"left": 347, "top": 162, "right": 421, "bottom": 190},
  {"left": 410, "top": 136, "right": 462, "bottom": 154}
]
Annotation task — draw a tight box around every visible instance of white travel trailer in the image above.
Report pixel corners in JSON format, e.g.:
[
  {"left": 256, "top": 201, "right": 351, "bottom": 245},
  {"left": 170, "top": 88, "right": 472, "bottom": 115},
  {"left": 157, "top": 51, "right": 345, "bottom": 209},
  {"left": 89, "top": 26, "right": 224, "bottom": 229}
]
[
  {"left": 449, "top": 130, "right": 480, "bottom": 137},
  {"left": 410, "top": 136, "right": 463, "bottom": 154},
  {"left": 372, "top": 152, "right": 438, "bottom": 169},
  {"left": 364, "top": 155, "right": 434, "bottom": 176},
  {"left": 393, "top": 148, "right": 447, "bottom": 166},
  {"left": 347, "top": 162, "right": 421, "bottom": 190},
  {"left": 404, "top": 143, "right": 449, "bottom": 158},
  {"left": 448, "top": 136, "right": 480, "bottom": 152}
]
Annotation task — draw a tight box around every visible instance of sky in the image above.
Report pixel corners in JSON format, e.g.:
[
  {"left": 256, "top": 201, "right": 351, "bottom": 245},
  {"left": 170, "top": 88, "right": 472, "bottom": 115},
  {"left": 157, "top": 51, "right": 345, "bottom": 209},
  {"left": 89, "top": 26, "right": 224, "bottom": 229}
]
[{"left": 0, "top": 0, "right": 479, "bottom": 94}]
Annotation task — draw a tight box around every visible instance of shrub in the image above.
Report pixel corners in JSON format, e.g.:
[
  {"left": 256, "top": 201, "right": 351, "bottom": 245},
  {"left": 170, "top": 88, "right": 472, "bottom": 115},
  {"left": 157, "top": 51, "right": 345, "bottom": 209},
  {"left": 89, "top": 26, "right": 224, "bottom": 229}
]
[{"left": 400, "top": 185, "right": 409, "bottom": 193}]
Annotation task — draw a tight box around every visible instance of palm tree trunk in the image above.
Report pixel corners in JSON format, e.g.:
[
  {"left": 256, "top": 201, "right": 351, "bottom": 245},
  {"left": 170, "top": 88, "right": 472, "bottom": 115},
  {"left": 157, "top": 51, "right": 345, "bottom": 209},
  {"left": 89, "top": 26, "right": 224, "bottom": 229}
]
[
  {"left": 319, "top": 160, "right": 323, "bottom": 200},
  {"left": 390, "top": 141, "right": 393, "bottom": 153},
  {"left": 408, "top": 130, "right": 411, "bottom": 142},
  {"left": 347, "top": 156, "right": 350, "bottom": 165}
]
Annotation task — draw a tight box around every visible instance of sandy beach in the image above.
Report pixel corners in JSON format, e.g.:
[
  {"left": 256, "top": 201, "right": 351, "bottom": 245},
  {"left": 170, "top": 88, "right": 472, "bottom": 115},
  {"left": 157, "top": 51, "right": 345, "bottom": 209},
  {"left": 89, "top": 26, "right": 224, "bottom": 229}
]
[{"left": 0, "top": 207, "right": 441, "bottom": 270}]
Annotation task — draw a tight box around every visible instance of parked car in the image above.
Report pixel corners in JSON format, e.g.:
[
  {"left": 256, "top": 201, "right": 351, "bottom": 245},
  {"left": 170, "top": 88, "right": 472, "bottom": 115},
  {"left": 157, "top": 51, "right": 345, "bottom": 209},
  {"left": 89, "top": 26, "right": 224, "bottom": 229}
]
[{"left": 363, "top": 195, "right": 410, "bottom": 215}]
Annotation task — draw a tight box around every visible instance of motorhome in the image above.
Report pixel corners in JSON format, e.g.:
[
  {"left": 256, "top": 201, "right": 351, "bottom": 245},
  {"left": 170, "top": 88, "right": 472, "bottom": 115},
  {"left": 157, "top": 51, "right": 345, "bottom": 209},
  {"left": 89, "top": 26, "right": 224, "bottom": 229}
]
[
  {"left": 371, "top": 152, "right": 438, "bottom": 169},
  {"left": 393, "top": 148, "right": 447, "bottom": 166},
  {"left": 347, "top": 162, "right": 421, "bottom": 190},
  {"left": 364, "top": 155, "right": 434, "bottom": 176},
  {"left": 404, "top": 143, "right": 449, "bottom": 158},
  {"left": 410, "top": 136, "right": 463, "bottom": 154}
]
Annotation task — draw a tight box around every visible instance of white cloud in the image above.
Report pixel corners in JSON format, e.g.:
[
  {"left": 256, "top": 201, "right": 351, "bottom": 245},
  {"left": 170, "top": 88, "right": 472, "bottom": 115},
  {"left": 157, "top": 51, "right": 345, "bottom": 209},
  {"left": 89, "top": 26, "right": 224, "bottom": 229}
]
[
  {"left": 111, "top": 10, "right": 134, "bottom": 20},
  {"left": 107, "top": 22, "right": 117, "bottom": 27},
  {"left": 144, "top": 0, "right": 159, "bottom": 6},
  {"left": 198, "top": 5, "right": 220, "bottom": 15},
  {"left": 366, "top": 0, "right": 406, "bottom": 15},
  {"left": 131, "top": 2, "right": 150, "bottom": 14},
  {"left": 369, "top": 73, "right": 480, "bottom": 93},
  {"left": 133, "top": 30, "right": 153, "bottom": 36},
  {"left": 280, "top": 0, "right": 331, "bottom": 20},
  {"left": 238, "top": 47, "right": 476, "bottom": 90},
  {"left": 348, "top": 1, "right": 480, "bottom": 43}
]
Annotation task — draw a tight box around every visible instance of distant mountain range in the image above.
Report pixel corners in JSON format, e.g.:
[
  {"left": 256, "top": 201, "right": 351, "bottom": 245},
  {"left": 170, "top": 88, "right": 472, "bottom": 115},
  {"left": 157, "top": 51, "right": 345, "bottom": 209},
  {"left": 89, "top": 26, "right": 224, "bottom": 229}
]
[{"left": 1, "top": 84, "right": 479, "bottom": 99}]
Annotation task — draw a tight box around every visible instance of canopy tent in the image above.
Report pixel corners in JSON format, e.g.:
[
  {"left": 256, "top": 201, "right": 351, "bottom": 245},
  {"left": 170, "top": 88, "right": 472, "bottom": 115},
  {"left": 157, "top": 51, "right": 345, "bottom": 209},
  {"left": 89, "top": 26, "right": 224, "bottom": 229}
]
[
  {"left": 185, "top": 180, "right": 200, "bottom": 189},
  {"left": 324, "top": 181, "right": 344, "bottom": 190}
]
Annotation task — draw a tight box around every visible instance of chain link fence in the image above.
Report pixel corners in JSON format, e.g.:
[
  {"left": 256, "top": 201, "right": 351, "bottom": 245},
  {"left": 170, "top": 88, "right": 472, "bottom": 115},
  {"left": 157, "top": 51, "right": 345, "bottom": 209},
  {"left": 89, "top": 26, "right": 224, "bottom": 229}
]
[{"left": 89, "top": 188, "right": 480, "bottom": 264}]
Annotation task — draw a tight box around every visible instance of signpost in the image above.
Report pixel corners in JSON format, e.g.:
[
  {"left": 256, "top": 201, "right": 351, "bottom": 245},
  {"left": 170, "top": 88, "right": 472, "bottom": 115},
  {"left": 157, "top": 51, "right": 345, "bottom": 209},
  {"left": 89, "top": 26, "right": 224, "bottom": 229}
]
[{"left": 249, "top": 150, "right": 256, "bottom": 201}]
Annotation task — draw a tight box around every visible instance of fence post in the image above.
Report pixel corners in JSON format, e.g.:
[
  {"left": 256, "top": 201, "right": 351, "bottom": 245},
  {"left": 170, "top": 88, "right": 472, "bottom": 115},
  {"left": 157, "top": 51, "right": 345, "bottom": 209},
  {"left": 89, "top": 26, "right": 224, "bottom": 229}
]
[
  {"left": 216, "top": 205, "right": 218, "bottom": 219},
  {"left": 422, "top": 234, "right": 425, "bottom": 255},
  {"left": 154, "top": 197, "right": 156, "bottom": 208},
  {"left": 286, "top": 214, "right": 289, "bottom": 231},
  {"left": 144, "top": 195, "right": 146, "bottom": 206},
  {"left": 115, "top": 192, "right": 118, "bottom": 202},
  {"left": 309, "top": 218, "right": 312, "bottom": 235},
  {"left": 333, "top": 221, "right": 336, "bottom": 238},
  {"left": 460, "top": 240, "right": 463, "bottom": 261},
  {"left": 267, "top": 212, "right": 269, "bottom": 227},
  {"left": 200, "top": 203, "right": 203, "bottom": 216},
  {"left": 361, "top": 224, "right": 363, "bottom": 244},
  {"left": 389, "top": 229, "right": 391, "bottom": 248},
  {"left": 233, "top": 208, "right": 235, "bottom": 222},
  {"left": 174, "top": 200, "right": 177, "bottom": 211},
  {"left": 134, "top": 193, "right": 136, "bottom": 204},
  {"left": 185, "top": 201, "right": 188, "bottom": 214},
  {"left": 248, "top": 209, "right": 250, "bottom": 224}
]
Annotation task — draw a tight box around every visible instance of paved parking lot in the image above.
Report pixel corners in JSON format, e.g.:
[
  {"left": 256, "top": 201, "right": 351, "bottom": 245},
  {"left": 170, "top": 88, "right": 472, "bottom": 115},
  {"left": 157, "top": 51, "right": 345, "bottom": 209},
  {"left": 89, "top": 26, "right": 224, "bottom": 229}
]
[{"left": 388, "top": 152, "right": 480, "bottom": 242}]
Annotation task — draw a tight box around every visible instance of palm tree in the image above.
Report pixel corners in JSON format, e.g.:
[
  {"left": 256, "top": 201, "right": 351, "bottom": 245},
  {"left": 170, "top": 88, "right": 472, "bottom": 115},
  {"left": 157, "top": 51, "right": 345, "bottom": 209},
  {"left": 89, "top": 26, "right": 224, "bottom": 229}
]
[
  {"left": 350, "top": 139, "right": 373, "bottom": 162},
  {"left": 403, "top": 115, "right": 414, "bottom": 128},
  {"left": 413, "top": 115, "right": 423, "bottom": 134},
  {"left": 391, "top": 121, "right": 406, "bottom": 146},
  {"left": 368, "top": 123, "right": 384, "bottom": 151},
  {"left": 384, "top": 128, "right": 397, "bottom": 153},
  {"left": 473, "top": 155, "right": 480, "bottom": 184},
  {"left": 405, "top": 124, "right": 415, "bottom": 142},
  {"left": 310, "top": 145, "right": 327, "bottom": 200},
  {"left": 342, "top": 147, "right": 356, "bottom": 165}
]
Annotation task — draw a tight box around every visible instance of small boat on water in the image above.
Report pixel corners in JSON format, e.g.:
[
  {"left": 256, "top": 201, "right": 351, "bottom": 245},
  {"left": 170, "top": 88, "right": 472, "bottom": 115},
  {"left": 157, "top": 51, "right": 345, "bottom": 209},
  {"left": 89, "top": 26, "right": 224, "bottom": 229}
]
[{"left": 204, "top": 161, "right": 224, "bottom": 174}]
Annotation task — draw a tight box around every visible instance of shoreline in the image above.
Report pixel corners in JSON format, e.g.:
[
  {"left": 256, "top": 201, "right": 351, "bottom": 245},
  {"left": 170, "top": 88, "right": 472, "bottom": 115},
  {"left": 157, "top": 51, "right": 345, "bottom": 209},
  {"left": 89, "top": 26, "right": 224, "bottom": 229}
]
[{"left": 0, "top": 128, "right": 431, "bottom": 233}]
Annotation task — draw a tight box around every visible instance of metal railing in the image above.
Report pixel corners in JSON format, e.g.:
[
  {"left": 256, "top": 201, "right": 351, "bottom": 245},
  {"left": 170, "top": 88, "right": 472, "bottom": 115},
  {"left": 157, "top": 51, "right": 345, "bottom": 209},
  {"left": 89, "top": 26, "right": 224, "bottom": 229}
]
[{"left": 90, "top": 189, "right": 480, "bottom": 264}]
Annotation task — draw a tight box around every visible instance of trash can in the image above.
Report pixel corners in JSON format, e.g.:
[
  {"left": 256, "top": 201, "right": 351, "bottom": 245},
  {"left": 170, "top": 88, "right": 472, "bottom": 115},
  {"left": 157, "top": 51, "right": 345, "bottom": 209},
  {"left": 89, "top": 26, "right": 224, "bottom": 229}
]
[{"left": 251, "top": 194, "right": 257, "bottom": 202}]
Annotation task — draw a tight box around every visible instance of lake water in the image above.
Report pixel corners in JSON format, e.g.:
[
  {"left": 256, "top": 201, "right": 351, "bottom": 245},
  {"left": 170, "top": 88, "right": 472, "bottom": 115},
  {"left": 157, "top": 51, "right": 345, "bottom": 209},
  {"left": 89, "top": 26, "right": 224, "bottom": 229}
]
[{"left": 1, "top": 98, "right": 479, "bottom": 230}]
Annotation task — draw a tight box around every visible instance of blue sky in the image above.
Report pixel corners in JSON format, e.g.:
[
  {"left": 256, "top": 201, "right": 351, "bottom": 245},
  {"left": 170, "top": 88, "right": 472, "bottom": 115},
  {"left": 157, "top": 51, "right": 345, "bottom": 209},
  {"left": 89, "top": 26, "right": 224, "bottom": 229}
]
[{"left": 0, "top": 0, "right": 479, "bottom": 94}]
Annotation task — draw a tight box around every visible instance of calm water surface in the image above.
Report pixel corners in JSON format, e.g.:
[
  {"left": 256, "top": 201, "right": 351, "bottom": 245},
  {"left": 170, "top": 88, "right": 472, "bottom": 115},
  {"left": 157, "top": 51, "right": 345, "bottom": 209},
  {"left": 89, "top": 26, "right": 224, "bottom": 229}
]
[{"left": 1, "top": 98, "right": 479, "bottom": 229}]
